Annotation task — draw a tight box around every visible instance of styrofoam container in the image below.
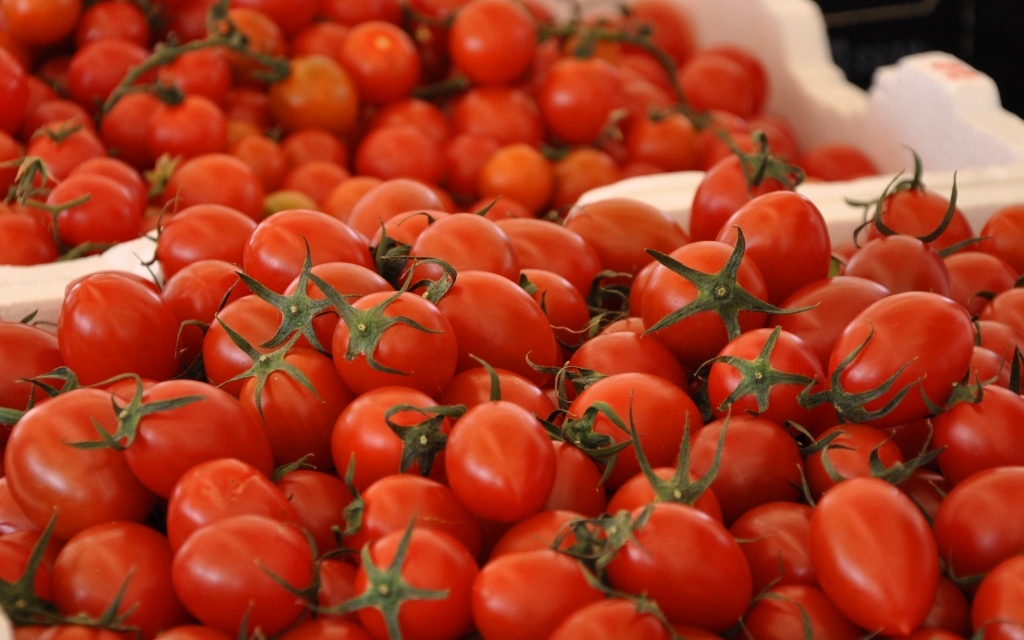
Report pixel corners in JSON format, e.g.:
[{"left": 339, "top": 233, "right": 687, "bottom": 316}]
[
  {"left": 4, "top": 0, "right": 1024, "bottom": 327},
  {"left": 575, "top": 0, "right": 1024, "bottom": 242}
]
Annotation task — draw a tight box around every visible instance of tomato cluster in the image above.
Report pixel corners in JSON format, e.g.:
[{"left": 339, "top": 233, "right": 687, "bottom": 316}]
[{"left": 3, "top": 0, "right": 1024, "bottom": 639}]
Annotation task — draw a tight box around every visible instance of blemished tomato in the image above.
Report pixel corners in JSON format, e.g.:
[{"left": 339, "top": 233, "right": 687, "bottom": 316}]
[
  {"left": 4, "top": 389, "right": 158, "bottom": 541},
  {"left": 827, "top": 291, "right": 974, "bottom": 428},
  {"left": 172, "top": 515, "right": 314, "bottom": 637},
  {"left": 445, "top": 400, "right": 557, "bottom": 522},
  {"left": 57, "top": 271, "right": 181, "bottom": 385},
  {"left": 809, "top": 477, "right": 939, "bottom": 636},
  {"left": 164, "top": 457, "right": 298, "bottom": 553},
  {"left": 52, "top": 521, "right": 191, "bottom": 640}
]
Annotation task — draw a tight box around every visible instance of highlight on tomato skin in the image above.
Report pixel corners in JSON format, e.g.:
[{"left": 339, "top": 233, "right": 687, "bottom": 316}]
[{"left": 2, "top": 1, "right": 1023, "bottom": 639}]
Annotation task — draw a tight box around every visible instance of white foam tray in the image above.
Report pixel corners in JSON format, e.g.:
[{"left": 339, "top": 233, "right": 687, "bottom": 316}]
[
  {"left": 575, "top": 0, "right": 1024, "bottom": 242},
  {"left": 4, "top": 0, "right": 1024, "bottom": 328}
]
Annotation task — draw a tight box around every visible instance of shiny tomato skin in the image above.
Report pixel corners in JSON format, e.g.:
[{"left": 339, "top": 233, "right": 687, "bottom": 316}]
[
  {"left": 689, "top": 153, "right": 790, "bottom": 242},
  {"left": 448, "top": 0, "right": 536, "bottom": 86},
  {"left": 605, "top": 502, "right": 752, "bottom": 632},
  {"left": 742, "top": 583, "right": 862, "bottom": 640},
  {"left": 809, "top": 477, "right": 939, "bottom": 636},
  {"left": 537, "top": 56, "right": 626, "bottom": 146},
  {"left": 52, "top": 521, "right": 190, "bottom": 640},
  {"left": 171, "top": 515, "right": 314, "bottom": 637},
  {"left": 549, "top": 597, "right": 674, "bottom": 640},
  {"left": 445, "top": 400, "right": 556, "bottom": 523},
  {"left": 471, "top": 548, "right": 605, "bottom": 639},
  {"left": 155, "top": 203, "right": 257, "bottom": 279},
  {"left": 932, "top": 466, "right": 1024, "bottom": 580},
  {"left": 827, "top": 291, "right": 974, "bottom": 428},
  {"left": 0, "top": 321, "right": 63, "bottom": 417},
  {"left": 844, "top": 235, "right": 953, "bottom": 297},
  {"left": 972, "top": 554, "right": 1024, "bottom": 639},
  {"left": 124, "top": 378, "right": 276, "bottom": 499},
  {"left": 729, "top": 501, "right": 817, "bottom": 594},
  {"left": 4, "top": 389, "right": 158, "bottom": 541},
  {"left": 865, "top": 187, "right": 974, "bottom": 252},
  {"left": 354, "top": 528, "right": 478, "bottom": 640},
  {"left": 58, "top": 272, "right": 180, "bottom": 385},
  {"left": 932, "top": 385, "right": 1024, "bottom": 486}
]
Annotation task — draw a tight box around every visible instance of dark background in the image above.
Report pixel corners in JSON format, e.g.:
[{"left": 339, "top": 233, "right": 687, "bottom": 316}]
[{"left": 813, "top": 0, "right": 1024, "bottom": 118}]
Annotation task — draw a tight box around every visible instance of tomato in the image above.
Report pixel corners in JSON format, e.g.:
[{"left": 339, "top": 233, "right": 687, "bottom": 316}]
[
  {"left": 346, "top": 178, "right": 448, "bottom": 240},
  {"left": 450, "top": 85, "right": 543, "bottom": 146},
  {"left": 117, "top": 378, "right": 276, "bottom": 498},
  {"left": 844, "top": 234, "right": 953, "bottom": 296},
  {"left": 0, "top": 208, "right": 59, "bottom": 265},
  {"left": 605, "top": 502, "right": 752, "bottom": 631},
  {"left": 809, "top": 477, "right": 939, "bottom": 636},
  {"left": 932, "top": 466, "right": 1024, "bottom": 580},
  {"left": 716, "top": 191, "right": 831, "bottom": 304},
  {"left": 156, "top": 203, "right": 257, "bottom": 279},
  {"left": 435, "top": 270, "right": 562, "bottom": 386},
  {"left": 520, "top": 268, "right": 591, "bottom": 353},
  {"left": 331, "top": 386, "right": 452, "bottom": 492},
  {"left": 621, "top": 0, "right": 696, "bottom": 66},
  {"left": 679, "top": 50, "right": 760, "bottom": 120},
  {"left": 566, "top": 372, "right": 703, "bottom": 490},
  {"left": 972, "top": 554, "right": 1024, "bottom": 640},
  {"left": 230, "top": 0, "right": 317, "bottom": 37},
  {"left": 242, "top": 208, "right": 372, "bottom": 293},
  {"left": 769, "top": 275, "right": 891, "bottom": 371},
  {"left": 277, "top": 619, "right": 372, "bottom": 640},
  {"left": 75, "top": 0, "right": 151, "bottom": 48},
  {"left": 330, "top": 289, "right": 458, "bottom": 397},
  {"left": 563, "top": 197, "right": 689, "bottom": 277},
  {"left": 26, "top": 120, "right": 106, "bottom": 181},
  {"left": 98, "top": 91, "right": 161, "bottom": 169},
  {"left": 70, "top": 156, "right": 147, "bottom": 213},
  {"left": 0, "top": 537, "right": 52, "bottom": 601},
  {"left": 551, "top": 146, "right": 621, "bottom": 209},
  {"left": 4, "top": 389, "right": 157, "bottom": 541},
  {"left": 799, "top": 142, "right": 879, "bottom": 181},
  {"left": 445, "top": 400, "right": 556, "bottom": 522},
  {"left": 58, "top": 272, "right": 181, "bottom": 385},
  {"left": 274, "top": 468, "right": 352, "bottom": 556},
  {"left": 280, "top": 127, "right": 349, "bottom": 167},
  {"left": 496, "top": 217, "right": 602, "bottom": 296},
  {"left": 409, "top": 212, "right": 520, "bottom": 281},
  {"left": 345, "top": 474, "right": 482, "bottom": 561},
  {"left": 47, "top": 172, "right": 143, "bottom": 248},
  {"left": 945, "top": 251, "right": 1018, "bottom": 316},
  {"left": 568, "top": 330, "right": 689, "bottom": 392},
  {"left": 864, "top": 183, "right": 973, "bottom": 253},
  {"left": 606, "top": 465, "right": 723, "bottom": 523},
  {"left": 337, "top": 20, "right": 419, "bottom": 105},
  {"left": 689, "top": 151, "right": 793, "bottom": 242},
  {"left": 164, "top": 457, "right": 298, "bottom": 552},
  {"left": 348, "top": 527, "right": 477, "bottom": 640},
  {"left": 690, "top": 415, "right": 804, "bottom": 524},
  {"left": 161, "top": 153, "right": 266, "bottom": 221},
  {"left": 147, "top": 95, "right": 228, "bottom": 162},
  {"left": 640, "top": 240, "right": 770, "bottom": 370},
  {"left": 827, "top": 291, "right": 974, "bottom": 428},
  {"left": 537, "top": 55, "right": 627, "bottom": 146},
  {"left": 268, "top": 55, "right": 359, "bottom": 136},
  {"left": 729, "top": 501, "right": 817, "bottom": 594},
  {"left": 52, "top": 521, "right": 190, "bottom": 640},
  {"left": 622, "top": 111, "right": 700, "bottom": 173},
  {"left": 320, "top": 0, "right": 401, "bottom": 24},
  {"left": 980, "top": 288, "right": 1024, "bottom": 336},
  {"left": 172, "top": 515, "right": 314, "bottom": 637},
  {"left": 742, "top": 583, "right": 862, "bottom": 640},
  {"left": 476, "top": 142, "right": 553, "bottom": 215},
  {"left": 804, "top": 424, "right": 905, "bottom": 499},
  {"left": 932, "top": 385, "right": 1024, "bottom": 486},
  {"left": 448, "top": 0, "right": 536, "bottom": 85},
  {"left": 2, "top": 0, "right": 82, "bottom": 46},
  {"left": 0, "top": 47, "right": 27, "bottom": 134},
  {"left": 977, "top": 204, "right": 1024, "bottom": 274},
  {"left": 439, "top": 365, "right": 554, "bottom": 422},
  {"left": 471, "top": 548, "right": 604, "bottom": 639}
]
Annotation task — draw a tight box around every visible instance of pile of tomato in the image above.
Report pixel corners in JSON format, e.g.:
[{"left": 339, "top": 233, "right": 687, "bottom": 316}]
[{"left": 2, "top": 0, "right": 1024, "bottom": 638}]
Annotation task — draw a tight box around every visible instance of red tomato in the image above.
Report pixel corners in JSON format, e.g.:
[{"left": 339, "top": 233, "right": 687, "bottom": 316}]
[
  {"left": 448, "top": 0, "right": 536, "bottom": 85},
  {"left": 352, "top": 527, "right": 478, "bottom": 640},
  {"left": 537, "top": 56, "right": 626, "bottom": 146},
  {"left": 606, "top": 502, "right": 752, "bottom": 631},
  {"left": 568, "top": 330, "right": 689, "bottom": 392},
  {"left": 689, "top": 151, "right": 793, "bottom": 242},
  {"left": 161, "top": 153, "right": 266, "bottom": 221},
  {"left": 435, "top": 270, "right": 562, "bottom": 386},
  {"left": 809, "top": 477, "right": 939, "bottom": 636},
  {"left": 945, "top": 251, "right": 1018, "bottom": 316},
  {"left": 980, "top": 288, "right": 1024, "bottom": 336},
  {"left": 164, "top": 457, "right": 298, "bottom": 552},
  {"left": 799, "top": 142, "right": 879, "bottom": 181},
  {"left": 26, "top": 119, "right": 106, "bottom": 181},
  {"left": 46, "top": 172, "right": 143, "bottom": 248},
  {"left": 804, "top": 424, "right": 905, "bottom": 499},
  {"left": 346, "top": 178, "right": 448, "bottom": 240},
  {"left": 76, "top": 1, "right": 152, "bottom": 49},
  {"left": 729, "top": 501, "right": 817, "bottom": 594},
  {"left": 827, "top": 291, "right": 974, "bottom": 428},
  {"left": 563, "top": 197, "right": 689, "bottom": 278},
  {"left": 0, "top": 47, "right": 28, "bottom": 134},
  {"left": 58, "top": 272, "right": 181, "bottom": 385},
  {"left": 550, "top": 597, "right": 675, "bottom": 640},
  {"left": 52, "top": 522, "right": 190, "bottom": 640},
  {"left": 156, "top": 203, "right": 257, "bottom": 279},
  {"left": 268, "top": 55, "right": 360, "bottom": 136},
  {"left": 345, "top": 474, "right": 482, "bottom": 561},
  {"left": 2, "top": 0, "right": 82, "bottom": 45},
  {"left": 0, "top": 207, "right": 59, "bottom": 265},
  {"left": 172, "top": 515, "right": 314, "bottom": 637},
  {"left": 450, "top": 85, "right": 543, "bottom": 147},
  {"left": 445, "top": 400, "right": 556, "bottom": 522},
  {"left": 4, "top": 389, "right": 157, "bottom": 541},
  {"left": 679, "top": 50, "right": 760, "bottom": 119},
  {"left": 932, "top": 385, "right": 1024, "bottom": 485},
  {"left": 864, "top": 182, "right": 974, "bottom": 253},
  {"left": 66, "top": 38, "right": 150, "bottom": 110},
  {"left": 972, "top": 554, "right": 1024, "bottom": 639},
  {"left": 408, "top": 213, "right": 520, "bottom": 281},
  {"left": 147, "top": 95, "right": 228, "bottom": 162},
  {"left": 932, "top": 466, "right": 1024, "bottom": 580},
  {"left": 977, "top": 203, "right": 1024, "bottom": 274},
  {"left": 439, "top": 365, "right": 554, "bottom": 422},
  {"left": 742, "top": 583, "right": 861, "bottom": 640},
  {"left": 274, "top": 468, "right": 352, "bottom": 556},
  {"left": 844, "top": 234, "right": 953, "bottom": 297},
  {"left": 337, "top": 20, "right": 420, "bottom": 105},
  {"left": 471, "top": 548, "right": 604, "bottom": 639}
]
